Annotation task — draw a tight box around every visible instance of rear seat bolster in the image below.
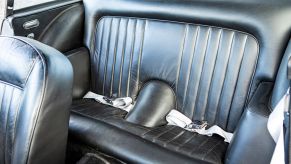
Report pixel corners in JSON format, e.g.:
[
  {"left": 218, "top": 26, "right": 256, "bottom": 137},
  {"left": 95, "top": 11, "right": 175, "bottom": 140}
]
[
  {"left": 66, "top": 47, "right": 90, "bottom": 99},
  {"left": 69, "top": 113, "right": 210, "bottom": 164},
  {"left": 225, "top": 82, "right": 275, "bottom": 164}
]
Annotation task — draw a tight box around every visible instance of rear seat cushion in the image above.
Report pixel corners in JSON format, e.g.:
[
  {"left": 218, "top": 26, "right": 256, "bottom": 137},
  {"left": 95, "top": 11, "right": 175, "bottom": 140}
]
[
  {"left": 70, "top": 80, "right": 229, "bottom": 163},
  {"left": 70, "top": 111, "right": 227, "bottom": 164},
  {"left": 142, "top": 126, "right": 228, "bottom": 163}
]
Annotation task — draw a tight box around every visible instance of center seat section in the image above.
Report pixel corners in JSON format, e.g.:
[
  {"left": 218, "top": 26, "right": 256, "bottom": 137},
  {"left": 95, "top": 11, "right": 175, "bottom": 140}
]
[{"left": 68, "top": 0, "right": 291, "bottom": 163}]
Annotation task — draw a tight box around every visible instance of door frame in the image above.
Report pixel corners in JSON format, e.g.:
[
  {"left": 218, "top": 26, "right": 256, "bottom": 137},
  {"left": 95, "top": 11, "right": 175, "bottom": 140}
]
[
  {"left": 0, "top": 0, "right": 8, "bottom": 32},
  {"left": 1, "top": 0, "right": 81, "bottom": 35}
]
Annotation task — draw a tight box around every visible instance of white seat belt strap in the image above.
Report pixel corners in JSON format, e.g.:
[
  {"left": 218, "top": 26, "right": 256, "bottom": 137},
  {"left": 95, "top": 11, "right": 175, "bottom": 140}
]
[
  {"left": 83, "top": 91, "right": 134, "bottom": 112},
  {"left": 166, "top": 110, "right": 192, "bottom": 128},
  {"left": 166, "top": 109, "right": 233, "bottom": 143},
  {"left": 193, "top": 125, "right": 233, "bottom": 143},
  {"left": 268, "top": 88, "right": 289, "bottom": 164}
]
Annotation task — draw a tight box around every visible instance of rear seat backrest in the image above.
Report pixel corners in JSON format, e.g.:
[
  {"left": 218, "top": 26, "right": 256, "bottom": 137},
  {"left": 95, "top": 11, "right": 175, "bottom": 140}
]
[
  {"left": 91, "top": 17, "right": 258, "bottom": 132},
  {"left": 84, "top": 0, "right": 291, "bottom": 132}
]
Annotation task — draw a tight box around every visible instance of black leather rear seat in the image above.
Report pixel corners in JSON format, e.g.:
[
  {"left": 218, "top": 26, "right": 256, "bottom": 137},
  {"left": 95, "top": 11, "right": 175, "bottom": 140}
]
[
  {"left": 69, "top": 0, "right": 291, "bottom": 163},
  {"left": 71, "top": 101, "right": 228, "bottom": 163}
]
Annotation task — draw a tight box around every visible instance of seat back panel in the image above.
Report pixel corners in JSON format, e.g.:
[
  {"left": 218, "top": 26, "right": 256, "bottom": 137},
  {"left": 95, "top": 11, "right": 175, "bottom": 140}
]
[
  {"left": 0, "top": 36, "right": 73, "bottom": 164},
  {"left": 91, "top": 16, "right": 259, "bottom": 131}
]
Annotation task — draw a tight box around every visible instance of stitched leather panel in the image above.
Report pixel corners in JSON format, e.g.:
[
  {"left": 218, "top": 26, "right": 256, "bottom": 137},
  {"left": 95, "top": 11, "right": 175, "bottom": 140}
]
[
  {"left": 91, "top": 17, "right": 259, "bottom": 131},
  {"left": 70, "top": 100, "right": 227, "bottom": 164},
  {"left": 142, "top": 126, "right": 228, "bottom": 164},
  {"left": 0, "top": 82, "right": 22, "bottom": 164},
  {"left": 71, "top": 99, "right": 127, "bottom": 120},
  {"left": 91, "top": 17, "right": 146, "bottom": 98},
  {"left": 71, "top": 100, "right": 149, "bottom": 136},
  {"left": 176, "top": 25, "right": 258, "bottom": 131}
]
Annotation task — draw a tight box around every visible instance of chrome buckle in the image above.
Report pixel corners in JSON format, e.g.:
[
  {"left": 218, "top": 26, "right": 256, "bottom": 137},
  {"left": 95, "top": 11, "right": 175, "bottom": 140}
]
[{"left": 187, "top": 120, "right": 208, "bottom": 130}]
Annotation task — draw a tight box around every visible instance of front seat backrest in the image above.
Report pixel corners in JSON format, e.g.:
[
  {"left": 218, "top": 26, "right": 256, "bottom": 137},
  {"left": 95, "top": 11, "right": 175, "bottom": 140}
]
[{"left": 0, "top": 36, "right": 73, "bottom": 164}]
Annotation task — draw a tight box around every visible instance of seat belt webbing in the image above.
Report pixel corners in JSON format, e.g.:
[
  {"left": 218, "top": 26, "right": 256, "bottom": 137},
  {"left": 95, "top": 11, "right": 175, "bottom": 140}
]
[
  {"left": 166, "top": 109, "right": 233, "bottom": 143},
  {"left": 83, "top": 91, "right": 134, "bottom": 112},
  {"left": 268, "top": 88, "right": 289, "bottom": 164}
]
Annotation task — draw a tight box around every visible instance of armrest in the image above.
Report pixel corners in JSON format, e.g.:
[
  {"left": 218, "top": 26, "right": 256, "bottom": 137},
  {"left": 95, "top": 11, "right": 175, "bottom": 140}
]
[{"left": 125, "top": 80, "right": 176, "bottom": 127}]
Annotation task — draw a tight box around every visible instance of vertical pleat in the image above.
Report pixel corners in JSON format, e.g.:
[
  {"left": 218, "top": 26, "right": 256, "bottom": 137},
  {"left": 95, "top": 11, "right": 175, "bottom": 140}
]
[{"left": 0, "top": 83, "right": 22, "bottom": 164}]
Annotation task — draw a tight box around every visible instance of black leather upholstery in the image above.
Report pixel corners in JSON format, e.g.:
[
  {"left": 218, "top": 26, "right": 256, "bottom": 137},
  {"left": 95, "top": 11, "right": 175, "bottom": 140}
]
[
  {"left": 84, "top": 0, "right": 291, "bottom": 95},
  {"left": 89, "top": 16, "right": 259, "bottom": 131},
  {"left": 142, "top": 126, "right": 228, "bottom": 164},
  {"left": 71, "top": 99, "right": 227, "bottom": 163},
  {"left": 126, "top": 81, "right": 176, "bottom": 127},
  {"left": 70, "top": 113, "right": 217, "bottom": 164},
  {"left": 71, "top": 99, "right": 127, "bottom": 121},
  {"left": 67, "top": 47, "right": 90, "bottom": 99},
  {"left": 225, "top": 82, "right": 275, "bottom": 164},
  {"left": 38, "top": 4, "right": 85, "bottom": 53},
  {"left": 226, "top": 38, "right": 291, "bottom": 163},
  {"left": 69, "top": 0, "right": 291, "bottom": 163},
  {"left": 1, "top": 2, "right": 85, "bottom": 53},
  {"left": 0, "top": 36, "right": 73, "bottom": 164}
]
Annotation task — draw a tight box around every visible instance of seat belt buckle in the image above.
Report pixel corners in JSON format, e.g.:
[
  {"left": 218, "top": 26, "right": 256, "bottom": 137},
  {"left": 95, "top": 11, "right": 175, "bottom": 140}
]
[
  {"left": 103, "top": 97, "right": 113, "bottom": 105},
  {"left": 187, "top": 120, "right": 208, "bottom": 129}
]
